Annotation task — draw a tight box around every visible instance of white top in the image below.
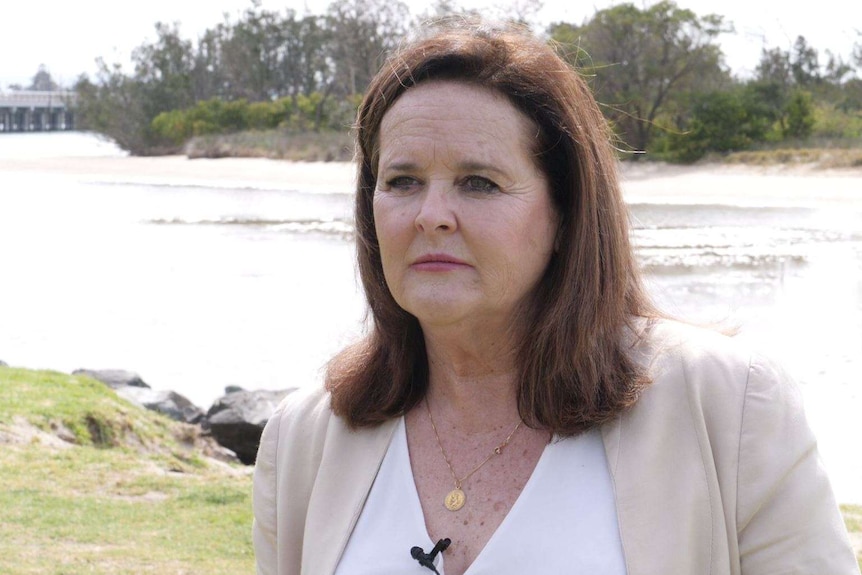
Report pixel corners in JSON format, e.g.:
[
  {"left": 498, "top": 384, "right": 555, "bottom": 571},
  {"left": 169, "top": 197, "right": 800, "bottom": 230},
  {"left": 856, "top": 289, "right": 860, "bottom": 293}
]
[{"left": 334, "top": 417, "right": 627, "bottom": 575}]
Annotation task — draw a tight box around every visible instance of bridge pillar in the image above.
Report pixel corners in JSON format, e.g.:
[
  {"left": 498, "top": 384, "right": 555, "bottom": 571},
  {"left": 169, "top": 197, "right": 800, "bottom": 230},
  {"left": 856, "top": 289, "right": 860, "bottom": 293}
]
[{"left": 0, "top": 91, "right": 77, "bottom": 133}]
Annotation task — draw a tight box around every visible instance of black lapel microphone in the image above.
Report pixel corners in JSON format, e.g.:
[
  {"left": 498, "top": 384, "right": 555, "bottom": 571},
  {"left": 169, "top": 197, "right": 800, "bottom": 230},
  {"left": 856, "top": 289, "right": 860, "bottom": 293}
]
[{"left": 410, "top": 538, "right": 451, "bottom": 574}]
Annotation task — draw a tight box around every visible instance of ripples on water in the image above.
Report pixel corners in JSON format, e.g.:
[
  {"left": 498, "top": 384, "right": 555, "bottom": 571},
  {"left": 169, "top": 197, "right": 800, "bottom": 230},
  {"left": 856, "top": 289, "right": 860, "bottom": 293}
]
[{"left": 1, "top": 133, "right": 861, "bottom": 501}]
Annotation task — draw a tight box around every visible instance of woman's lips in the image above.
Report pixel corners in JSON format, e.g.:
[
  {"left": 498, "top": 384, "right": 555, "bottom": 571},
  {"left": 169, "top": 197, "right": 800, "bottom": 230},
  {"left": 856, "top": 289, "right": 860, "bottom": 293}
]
[{"left": 411, "top": 254, "right": 470, "bottom": 272}]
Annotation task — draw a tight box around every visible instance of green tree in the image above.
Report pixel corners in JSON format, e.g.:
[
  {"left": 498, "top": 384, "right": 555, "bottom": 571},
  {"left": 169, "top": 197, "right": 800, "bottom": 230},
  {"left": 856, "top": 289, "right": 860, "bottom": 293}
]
[
  {"left": 550, "top": 0, "right": 729, "bottom": 152},
  {"left": 790, "top": 36, "right": 821, "bottom": 87},
  {"left": 326, "top": 0, "right": 410, "bottom": 96},
  {"left": 74, "top": 23, "right": 196, "bottom": 154},
  {"left": 751, "top": 40, "right": 822, "bottom": 139},
  {"left": 664, "top": 85, "right": 777, "bottom": 161},
  {"left": 837, "top": 78, "right": 862, "bottom": 112},
  {"left": 279, "top": 13, "right": 333, "bottom": 101},
  {"left": 74, "top": 63, "right": 160, "bottom": 154},
  {"left": 783, "top": 89, "right": 815, "bottom": 138},
  {"left": 217, "top": 5, "right": 284, "bottom": 101},
  {"left": 823, "top": 50, "right": 853, "bottom": 85},
  {"left": 131, "top": 22, "right": 197, "bottom": 117},
  {"left": 853, "top": 35, "right": 862, "bottom": 70}
]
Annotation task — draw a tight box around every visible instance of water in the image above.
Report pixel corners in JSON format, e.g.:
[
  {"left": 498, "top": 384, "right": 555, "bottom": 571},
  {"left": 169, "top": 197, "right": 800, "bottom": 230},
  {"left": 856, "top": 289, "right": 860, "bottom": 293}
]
[{"left": 1, "top": 132, "right": 860, "bottom": 502}]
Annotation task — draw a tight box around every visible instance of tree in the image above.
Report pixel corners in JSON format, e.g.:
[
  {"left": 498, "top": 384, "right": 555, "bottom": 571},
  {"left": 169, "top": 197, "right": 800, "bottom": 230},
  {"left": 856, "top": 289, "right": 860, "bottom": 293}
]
[
  {"left": 664, "top": 85, "right": 778, "bottom": 161},
  {"left": 550, "top": 1, "right": 729, "bottom": 152},
  {"left": 790, "top": 36, "right": 821, "bottom": 87},
  {"left": 132, "top": 22, "right": 196, "bottom": 115},
  {"left": 783, "top": 89, "right": 815, "bottom": 138},
  {"left": 755, "top": 47, "right": 792, "bottom": 87},
  {"left": 854, "top": 35, "right": 862, "bottom": 70},
  {"left": 823, "top": 50, "right": 853, "bottom": 85},
  {"left": 751, "top": 39, "right": 824, "bottom": 139},
  {"left": 326, "top": 0, "right": 410, "bottom": 96},
  {"left": 28, "top": 64, "right": 59, "bottom": 91},
  {"left": 74, "top": 63, "right": 159, "bottom": 154},
  {"left": 277, "top": 13, "right": 334, "bottom": 102},
  {"left": 217, "top": 6, "right": 284, "bottom": 101},
  {"left": 74, "top": 23, "right": 197, "bottom": 154}
]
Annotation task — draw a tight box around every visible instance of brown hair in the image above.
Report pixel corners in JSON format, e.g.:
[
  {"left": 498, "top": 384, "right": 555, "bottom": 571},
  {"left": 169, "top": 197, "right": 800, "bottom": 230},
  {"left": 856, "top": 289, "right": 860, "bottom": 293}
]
[{"left": 326, "top": 20, "right": 656, "bottom": 435}]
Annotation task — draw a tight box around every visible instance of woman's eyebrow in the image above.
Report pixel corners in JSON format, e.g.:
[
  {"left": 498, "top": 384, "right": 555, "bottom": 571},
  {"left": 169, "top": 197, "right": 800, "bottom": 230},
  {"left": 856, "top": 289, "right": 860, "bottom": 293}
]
[
  {"left": 381, "top": 161, "right": 421, "bottom": 172},
  {"left": 380, "top": 160, "right": 508, "bottom": 177},
  {"left": 456, "top": 161, "right": 507, "bottom": 177}
]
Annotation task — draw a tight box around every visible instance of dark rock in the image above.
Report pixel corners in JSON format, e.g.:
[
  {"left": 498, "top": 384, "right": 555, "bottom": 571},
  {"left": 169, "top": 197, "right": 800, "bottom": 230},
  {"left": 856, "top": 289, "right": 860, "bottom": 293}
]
[
  {"left": 224, "top": 385, "right": 245, "bottom": 394},
  {"left": 116, "top": 386, "right": 205, "bottom": 424},
  {"left": 205, "top": 388, "right": 295, "bottom": 464},
  {"left": 73, "top": 369, "right": 149, "bottom": 389}
]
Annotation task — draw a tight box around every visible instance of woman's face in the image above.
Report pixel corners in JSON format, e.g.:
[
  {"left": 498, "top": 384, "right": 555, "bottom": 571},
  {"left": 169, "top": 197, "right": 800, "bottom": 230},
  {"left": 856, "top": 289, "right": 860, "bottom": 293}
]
[{"left": 372, "top": 80, "right": 559, "bottom": 332}]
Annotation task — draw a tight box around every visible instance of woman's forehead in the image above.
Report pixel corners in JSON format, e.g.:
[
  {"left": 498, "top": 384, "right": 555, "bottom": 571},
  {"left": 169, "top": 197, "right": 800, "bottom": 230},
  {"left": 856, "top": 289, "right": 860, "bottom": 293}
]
[{"left": 377, "top": 80, "right": 539, "bottom": 163}]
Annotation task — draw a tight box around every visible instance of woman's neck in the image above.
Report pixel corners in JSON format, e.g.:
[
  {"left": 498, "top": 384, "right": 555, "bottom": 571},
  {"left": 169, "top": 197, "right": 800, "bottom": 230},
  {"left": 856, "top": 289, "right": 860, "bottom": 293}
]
[{"left": 421, "top": 327, "right": 521, "bottom": 433}]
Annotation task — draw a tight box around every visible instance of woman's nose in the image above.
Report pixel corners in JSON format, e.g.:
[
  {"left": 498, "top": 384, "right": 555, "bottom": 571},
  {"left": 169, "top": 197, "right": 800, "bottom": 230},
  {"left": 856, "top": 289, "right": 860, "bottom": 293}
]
[{"left": 414, "top": 183, "right": 456, "bottom": 233}]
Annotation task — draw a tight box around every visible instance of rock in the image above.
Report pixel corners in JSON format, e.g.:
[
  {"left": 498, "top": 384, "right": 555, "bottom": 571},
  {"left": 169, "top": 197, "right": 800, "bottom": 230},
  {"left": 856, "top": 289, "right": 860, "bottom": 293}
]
[
  {"left": 0, "top": 360, "right": 8, "bottom": 367},
  {"left": 73, "top": 369, "right": 149, "bottom": 389},
  {"left": 224, "top": 385, "right": 245, "bottom": 394},
  {"left": 116, "top": 386, "right": 205, "bottom": 424},
  {"left": 205, "top": 388, "right": 295, "bottom": 464}
]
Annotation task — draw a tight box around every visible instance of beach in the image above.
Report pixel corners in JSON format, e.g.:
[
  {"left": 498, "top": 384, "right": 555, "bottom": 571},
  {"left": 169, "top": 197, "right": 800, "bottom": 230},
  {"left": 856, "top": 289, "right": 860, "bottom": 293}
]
[
  {"left": 4, "top": 152, "right": 862, "bottom": 204},
  {"left": 0, "top": 154, "right": 357, "bottom": 194},
  {"left": 1, "top": 134, "right": 861, "bottom": 504}
]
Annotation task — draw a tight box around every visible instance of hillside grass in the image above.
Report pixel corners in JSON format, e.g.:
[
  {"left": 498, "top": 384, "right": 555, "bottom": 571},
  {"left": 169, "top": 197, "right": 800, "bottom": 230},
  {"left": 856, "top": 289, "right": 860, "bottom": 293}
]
[
  {"left": 721, "top": 147, "right": 862, "bottom": 169},
  {"left": 843, "top": 504, "right": 862, "bottom": 571},
  {"left": 0, "top": 366, "right": 254, "bottom": 574},
  {"left": 0, "top": 366, "right": 859, "bottom": 571},
  {"left": 184, "top": 129, "right": 354, "bottom": 162},
  {"left": 176, "top": 126, "right": 862, "bottom": 168}
]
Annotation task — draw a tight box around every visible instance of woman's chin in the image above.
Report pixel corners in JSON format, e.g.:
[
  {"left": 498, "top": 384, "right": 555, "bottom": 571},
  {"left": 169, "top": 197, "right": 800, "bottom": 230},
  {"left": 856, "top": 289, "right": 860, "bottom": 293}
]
[{"left": 409, "top": 303, "right": 511, "bottom": 334}]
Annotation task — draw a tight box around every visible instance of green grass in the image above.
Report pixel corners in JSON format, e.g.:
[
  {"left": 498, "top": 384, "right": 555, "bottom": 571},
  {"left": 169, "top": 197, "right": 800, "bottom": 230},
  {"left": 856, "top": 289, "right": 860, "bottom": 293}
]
[
  {"left": 842, "top": 504, "right": 862, "bottom": 570},
  {"left": 0, "top": 366, "right": 254, "bottom": 574},
  {"left": 184, "top": 129, "right": 355, "bottom": 162},
  {"left": 1, "top": 366, "right": 859, "bottom": 571},
  {"left": 720, "top": 147, "right": 862, "bottom": 168}
]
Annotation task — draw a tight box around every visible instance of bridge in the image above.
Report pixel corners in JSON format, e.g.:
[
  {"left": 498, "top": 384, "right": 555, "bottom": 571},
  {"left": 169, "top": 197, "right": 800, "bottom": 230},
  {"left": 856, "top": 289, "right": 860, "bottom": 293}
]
[{"left": 0, "top": 90, "right": 76, "bottom": 132}]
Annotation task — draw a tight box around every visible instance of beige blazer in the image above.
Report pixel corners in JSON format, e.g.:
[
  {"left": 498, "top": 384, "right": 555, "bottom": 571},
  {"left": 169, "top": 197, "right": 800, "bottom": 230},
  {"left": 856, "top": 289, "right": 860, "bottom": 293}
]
[{"left": 252, "top": 322, "right": 859, "bottom": 574}]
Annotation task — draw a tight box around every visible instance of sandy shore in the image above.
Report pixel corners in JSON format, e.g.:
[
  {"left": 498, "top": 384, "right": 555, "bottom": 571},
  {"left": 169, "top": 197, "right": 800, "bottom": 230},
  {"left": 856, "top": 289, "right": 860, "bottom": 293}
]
[
  {"left": 4, "top": 154, "right": 861, "bottom": 205},
  {"left": 4, "top": 152, "right": 862, "bottom": 508},
  {"left": 2, "top": 155, "right": 357, "bottom": 194},
  {"left": 619, "top": 162, "right": 862, "bottom": 206}
]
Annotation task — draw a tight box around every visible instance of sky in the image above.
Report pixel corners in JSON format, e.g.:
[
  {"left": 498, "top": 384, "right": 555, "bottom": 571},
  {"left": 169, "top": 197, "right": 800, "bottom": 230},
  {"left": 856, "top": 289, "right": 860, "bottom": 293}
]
[{"left": 1, "top": 0, "right": 860, "bottom": 89}]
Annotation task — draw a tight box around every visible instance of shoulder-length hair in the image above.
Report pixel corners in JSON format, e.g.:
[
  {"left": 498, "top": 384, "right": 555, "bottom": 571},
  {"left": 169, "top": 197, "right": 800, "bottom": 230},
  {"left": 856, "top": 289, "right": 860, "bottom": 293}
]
[{"left": 326, "top": 20, "right": 656, "bottom": 435}]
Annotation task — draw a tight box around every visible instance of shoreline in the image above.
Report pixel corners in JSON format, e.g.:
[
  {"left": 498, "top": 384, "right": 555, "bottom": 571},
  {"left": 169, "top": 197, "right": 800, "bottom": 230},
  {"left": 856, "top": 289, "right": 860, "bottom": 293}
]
[
  {"left": 3, "top": 154, "right": 862, "bottom": 205},
  {"left": 4, "top": 149, "right": 862, "bottom": 507}
]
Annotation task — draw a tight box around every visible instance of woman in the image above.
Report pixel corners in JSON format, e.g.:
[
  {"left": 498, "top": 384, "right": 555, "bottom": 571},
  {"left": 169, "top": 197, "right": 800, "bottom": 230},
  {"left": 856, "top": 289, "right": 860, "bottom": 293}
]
[{"left": 253, "top": 22, "right": 858, "bottom": 575}]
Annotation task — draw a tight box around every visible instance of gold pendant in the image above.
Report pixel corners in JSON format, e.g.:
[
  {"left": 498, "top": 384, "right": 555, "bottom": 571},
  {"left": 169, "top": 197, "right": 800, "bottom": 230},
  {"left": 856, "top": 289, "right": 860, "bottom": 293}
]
[{"left": 444, "top": 488, "right": 466, "bottom": 511}]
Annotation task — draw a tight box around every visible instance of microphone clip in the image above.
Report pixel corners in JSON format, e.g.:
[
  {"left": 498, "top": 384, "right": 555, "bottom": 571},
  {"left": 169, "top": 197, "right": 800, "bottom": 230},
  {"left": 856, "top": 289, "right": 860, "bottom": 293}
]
[{"left": 410, "top": 538, "right": 451, "bottom": 574}]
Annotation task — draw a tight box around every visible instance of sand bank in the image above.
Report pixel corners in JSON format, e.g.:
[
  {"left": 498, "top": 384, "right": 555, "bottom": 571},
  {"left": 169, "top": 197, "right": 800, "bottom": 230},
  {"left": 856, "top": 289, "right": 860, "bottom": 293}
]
[
  {"left": 2, "top": 155, "right": 357, "bottom": 194},
  {"left": 619, "top": 162, "right": 862, "bottom": 207},
  {"left": 3, "top": 154, "right": 861, "bottom": 205}
]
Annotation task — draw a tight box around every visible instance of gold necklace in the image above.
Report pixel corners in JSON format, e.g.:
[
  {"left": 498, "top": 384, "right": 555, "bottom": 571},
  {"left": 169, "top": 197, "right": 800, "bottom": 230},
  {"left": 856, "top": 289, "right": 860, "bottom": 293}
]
[{"left": 424, "top": 398, "right": 523, "bottom": 512}]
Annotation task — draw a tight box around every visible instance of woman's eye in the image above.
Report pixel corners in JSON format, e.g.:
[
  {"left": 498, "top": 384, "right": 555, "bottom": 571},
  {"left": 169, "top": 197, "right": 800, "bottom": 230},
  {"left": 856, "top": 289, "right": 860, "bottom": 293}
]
[
  {"left": 462, "top": 176, "right": 498, "bottom": 193},
  {"left": 385, "top": 176, "right": 420, "bottom": 191}
]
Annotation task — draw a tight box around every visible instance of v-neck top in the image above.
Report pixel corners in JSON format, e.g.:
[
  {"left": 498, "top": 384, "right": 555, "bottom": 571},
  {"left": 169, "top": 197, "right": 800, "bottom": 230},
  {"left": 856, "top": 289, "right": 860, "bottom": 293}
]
[{"left": 333, "top": 417, "right": 627, "bottom": 575}]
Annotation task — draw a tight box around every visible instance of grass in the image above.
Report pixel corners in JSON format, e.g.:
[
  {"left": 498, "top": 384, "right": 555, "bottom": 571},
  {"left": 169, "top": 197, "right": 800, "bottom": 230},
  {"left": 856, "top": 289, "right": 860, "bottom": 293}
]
[
  {"left": 0, "top": 366, "right": 859, "bottom": 571},
  {"left": 721, "top": 147, "right": 862, "bottom": 168},
  {"left": 184, "top": 129, "right": 355, "bottom": 162},
  {"left": 180, "top": 127, "right": 862, "bottom": 168},
  {"left": 0, "top": 366, "right": 254, "bottom": 574},
  {"left": 843, "top": 505, "right": 862, "bottom": 570}
]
